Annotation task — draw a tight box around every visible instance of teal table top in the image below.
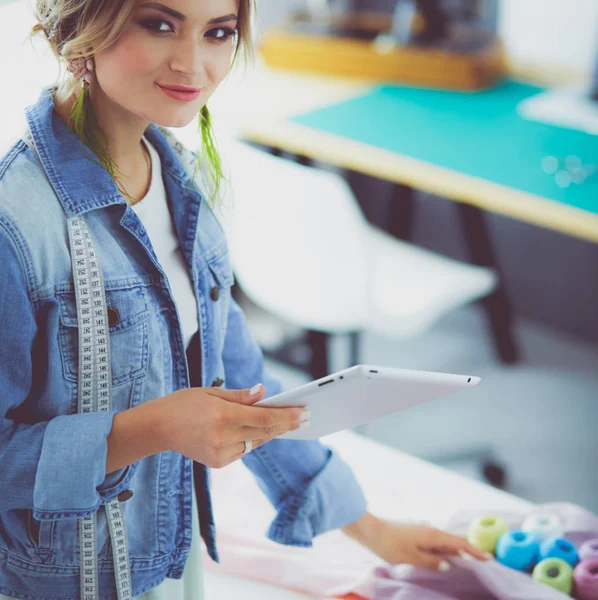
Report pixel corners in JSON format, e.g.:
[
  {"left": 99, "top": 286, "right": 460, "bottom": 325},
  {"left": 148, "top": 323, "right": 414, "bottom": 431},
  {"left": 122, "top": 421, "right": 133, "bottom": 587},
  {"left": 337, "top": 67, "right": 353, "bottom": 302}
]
[{"left": 290, "top": 81, "right": 598, "bottom": 215}]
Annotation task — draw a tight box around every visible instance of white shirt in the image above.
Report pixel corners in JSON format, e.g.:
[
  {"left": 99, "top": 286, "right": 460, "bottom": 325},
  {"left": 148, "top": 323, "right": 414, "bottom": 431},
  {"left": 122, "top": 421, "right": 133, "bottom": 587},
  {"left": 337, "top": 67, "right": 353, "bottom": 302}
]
[{"left": 131, "top": 135, "right": 199, "bottom": 350}]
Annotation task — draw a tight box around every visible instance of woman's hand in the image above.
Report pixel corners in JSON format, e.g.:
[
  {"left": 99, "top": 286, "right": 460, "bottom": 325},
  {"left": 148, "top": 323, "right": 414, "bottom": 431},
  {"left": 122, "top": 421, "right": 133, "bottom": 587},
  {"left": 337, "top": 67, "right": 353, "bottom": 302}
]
[
  {"left": 158, "top": 384, "right": 308, "bottom": 469},
  {"left": 342, "top": 512, "right": 490, "bottom": 570}
]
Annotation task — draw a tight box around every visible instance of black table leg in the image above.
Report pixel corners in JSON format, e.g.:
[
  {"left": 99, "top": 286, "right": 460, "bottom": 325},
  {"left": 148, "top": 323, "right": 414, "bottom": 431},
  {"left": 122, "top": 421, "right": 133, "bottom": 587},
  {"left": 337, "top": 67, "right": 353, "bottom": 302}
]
[
  {"left": 389, "top": 183, "right": 416, "bottom": 240},
  {"left": 307, "top": 330, "right": 330, "bottom": 379},
  {"left": 458, "top": 203, "right": 520, "bottom": 363},
  {"left": 296, "top": 155, "right": 314, "bottom": 168}
]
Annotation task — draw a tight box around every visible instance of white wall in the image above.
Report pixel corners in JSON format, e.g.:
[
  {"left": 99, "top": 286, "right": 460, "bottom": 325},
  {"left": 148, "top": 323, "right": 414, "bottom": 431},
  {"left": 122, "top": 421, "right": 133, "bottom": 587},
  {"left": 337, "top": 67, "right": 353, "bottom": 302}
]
[{"left": 498, "top": 0, "right": 597, "bottom": 77}]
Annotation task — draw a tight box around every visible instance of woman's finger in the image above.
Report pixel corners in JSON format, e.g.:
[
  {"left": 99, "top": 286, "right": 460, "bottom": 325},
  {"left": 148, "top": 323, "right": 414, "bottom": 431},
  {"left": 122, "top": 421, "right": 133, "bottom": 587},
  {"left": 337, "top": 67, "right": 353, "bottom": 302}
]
[
  {"left": 234, "top": 438, "right": 269, "bottom": 459},
  {"left": 215, "top": 439, "right": 264, "bottom": 468},
  {"left": 411, "top": 551, "right": 448, "bottom": 571},
  {"left": 458, "top": 542, "right": 490, "bottom": 561},
  {"left": 237, "top": 420, "right": 305, "bottom": 442},
  {"left": 425, "top": 531, "right": 490, "bottom": 562},
  {"left": 228, "top": 419, "right": 307, "bottom": 464},
  {"left": 209, "top": 385, "right": 266, "bottom": 405},
  {"left": 230, "top": 402, "right": 306, "bottom": 432}
]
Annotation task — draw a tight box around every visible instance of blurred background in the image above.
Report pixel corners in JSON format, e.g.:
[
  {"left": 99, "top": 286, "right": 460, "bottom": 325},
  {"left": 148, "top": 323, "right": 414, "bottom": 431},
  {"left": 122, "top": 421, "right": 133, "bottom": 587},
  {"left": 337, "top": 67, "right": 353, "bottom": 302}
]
[{"left": 1, "top": 0, "right": 597, "bottom": 514}]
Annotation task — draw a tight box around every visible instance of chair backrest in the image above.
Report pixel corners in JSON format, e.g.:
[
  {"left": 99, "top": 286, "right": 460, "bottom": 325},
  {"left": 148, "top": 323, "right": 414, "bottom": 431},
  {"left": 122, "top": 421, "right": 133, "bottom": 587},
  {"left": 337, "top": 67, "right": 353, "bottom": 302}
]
[{"left": 215, "top": 138, "right": 369, "bottom": 332}]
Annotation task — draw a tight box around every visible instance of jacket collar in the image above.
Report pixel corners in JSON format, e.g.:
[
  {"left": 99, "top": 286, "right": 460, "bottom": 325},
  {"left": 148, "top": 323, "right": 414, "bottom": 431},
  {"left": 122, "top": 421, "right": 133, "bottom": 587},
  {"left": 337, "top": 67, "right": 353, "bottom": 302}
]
[{"left": 24, "top": 85, "right": 201, "bottom": 219}]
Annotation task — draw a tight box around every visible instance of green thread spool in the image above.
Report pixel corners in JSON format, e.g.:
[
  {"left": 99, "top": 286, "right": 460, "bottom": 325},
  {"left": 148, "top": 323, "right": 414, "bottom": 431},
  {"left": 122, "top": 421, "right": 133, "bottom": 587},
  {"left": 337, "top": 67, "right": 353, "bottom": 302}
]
[
  {"left": 533, "top": 558, "right": 574, "bottom": 595},
  {"left": 467, "top": 515, "right": 509, "bottom": 555}
]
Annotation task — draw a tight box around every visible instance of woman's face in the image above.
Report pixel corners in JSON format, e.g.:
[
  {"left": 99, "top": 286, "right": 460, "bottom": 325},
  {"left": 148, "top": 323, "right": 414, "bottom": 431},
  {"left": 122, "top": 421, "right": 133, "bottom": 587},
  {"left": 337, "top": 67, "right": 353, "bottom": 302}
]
[{"left": 94, "top": 0, "right": 240, "bottom": 127}]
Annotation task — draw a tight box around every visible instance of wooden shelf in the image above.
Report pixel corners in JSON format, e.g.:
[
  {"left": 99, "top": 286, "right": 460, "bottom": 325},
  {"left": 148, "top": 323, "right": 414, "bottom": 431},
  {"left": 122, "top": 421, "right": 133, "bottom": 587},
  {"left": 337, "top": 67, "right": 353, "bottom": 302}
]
[{"left": 260, "top": 11, "right": 505, "bottom": 91}]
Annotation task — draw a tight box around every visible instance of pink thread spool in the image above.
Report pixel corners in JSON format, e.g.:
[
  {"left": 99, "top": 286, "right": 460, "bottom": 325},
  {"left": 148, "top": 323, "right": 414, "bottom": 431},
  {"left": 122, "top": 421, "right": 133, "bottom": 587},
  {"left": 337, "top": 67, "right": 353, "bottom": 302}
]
[
  {"left": 574, "top": 558, "right": 598, "bottom": 600},
  {"left": 580, "top": 540, "right": 598, "bottom": 562}
]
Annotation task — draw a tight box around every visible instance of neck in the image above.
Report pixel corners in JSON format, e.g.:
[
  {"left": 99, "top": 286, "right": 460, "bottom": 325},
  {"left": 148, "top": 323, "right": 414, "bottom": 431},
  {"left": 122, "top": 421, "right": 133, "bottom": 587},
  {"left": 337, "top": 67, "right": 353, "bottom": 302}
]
[
  {"left": 88, "top": 83, "right": 151, "bottom": 169},
  {"left": 54, "top": 82, "right": 152, "bottom": 203}
]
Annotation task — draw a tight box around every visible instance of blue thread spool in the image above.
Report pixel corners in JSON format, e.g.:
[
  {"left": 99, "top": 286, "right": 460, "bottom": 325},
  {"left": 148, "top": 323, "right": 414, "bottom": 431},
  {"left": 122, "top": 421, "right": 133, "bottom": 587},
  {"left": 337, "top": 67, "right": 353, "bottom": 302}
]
[
  {"left": 496, "top": 529, "right": 539, "bottom": 571},
  {"left": 540, "top": 537, "right": 579, "bottom": 568}
]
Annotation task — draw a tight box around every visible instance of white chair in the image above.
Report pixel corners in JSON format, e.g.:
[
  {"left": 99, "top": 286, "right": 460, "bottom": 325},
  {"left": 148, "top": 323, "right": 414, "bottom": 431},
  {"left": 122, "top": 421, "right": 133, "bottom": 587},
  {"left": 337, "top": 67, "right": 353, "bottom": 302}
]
[{"left": 215, "top": 138, "right": 498, "bottom": 378}]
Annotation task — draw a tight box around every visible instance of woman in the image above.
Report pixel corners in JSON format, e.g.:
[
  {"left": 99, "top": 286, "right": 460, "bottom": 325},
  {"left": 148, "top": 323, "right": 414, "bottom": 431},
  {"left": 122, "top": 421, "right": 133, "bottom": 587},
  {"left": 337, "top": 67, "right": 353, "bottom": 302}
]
[{"left": 0, "top": 1, "right": 487, "bottom": 598}]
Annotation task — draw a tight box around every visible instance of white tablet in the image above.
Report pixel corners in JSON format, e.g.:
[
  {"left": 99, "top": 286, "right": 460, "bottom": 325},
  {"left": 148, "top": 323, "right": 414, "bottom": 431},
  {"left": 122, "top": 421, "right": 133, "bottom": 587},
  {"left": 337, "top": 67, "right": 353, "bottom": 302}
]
[{"left": 255, "top": 364, "right": 480, "bottom": 440}]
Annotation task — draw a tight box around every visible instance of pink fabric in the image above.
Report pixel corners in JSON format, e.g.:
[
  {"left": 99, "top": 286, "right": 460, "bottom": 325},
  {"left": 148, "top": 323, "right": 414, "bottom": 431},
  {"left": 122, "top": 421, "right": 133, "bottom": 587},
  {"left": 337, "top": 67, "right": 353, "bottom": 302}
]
[
  {"left": 201, "top": 454, "right": 382, "bottom": 599},
  {"left": 201, "top": 447, "right": 597, "bottom": 599},
  {"left": 205, "top": 529, "right": 378, "bottom": 599}
]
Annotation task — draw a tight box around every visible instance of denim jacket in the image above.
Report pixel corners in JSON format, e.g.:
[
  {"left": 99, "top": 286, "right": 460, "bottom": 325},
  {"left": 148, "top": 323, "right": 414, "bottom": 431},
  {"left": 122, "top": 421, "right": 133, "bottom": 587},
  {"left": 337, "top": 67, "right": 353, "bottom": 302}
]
[{"left": 0, "top": 85, "right": 367, "bottom": 599}]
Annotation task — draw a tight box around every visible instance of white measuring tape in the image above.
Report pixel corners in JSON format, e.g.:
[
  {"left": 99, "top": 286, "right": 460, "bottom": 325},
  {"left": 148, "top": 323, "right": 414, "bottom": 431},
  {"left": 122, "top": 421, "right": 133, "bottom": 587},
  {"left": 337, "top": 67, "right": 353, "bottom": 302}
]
[{"left": 68, "top": 217, "right": 133, "bottom": 600}]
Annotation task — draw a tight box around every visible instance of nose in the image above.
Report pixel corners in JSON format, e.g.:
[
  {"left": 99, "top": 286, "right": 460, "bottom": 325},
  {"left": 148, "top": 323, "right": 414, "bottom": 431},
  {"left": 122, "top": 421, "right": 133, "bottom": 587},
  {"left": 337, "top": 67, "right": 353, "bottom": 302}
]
[{"left": 169, "top": 34, "right": 206, "bottom": 81}]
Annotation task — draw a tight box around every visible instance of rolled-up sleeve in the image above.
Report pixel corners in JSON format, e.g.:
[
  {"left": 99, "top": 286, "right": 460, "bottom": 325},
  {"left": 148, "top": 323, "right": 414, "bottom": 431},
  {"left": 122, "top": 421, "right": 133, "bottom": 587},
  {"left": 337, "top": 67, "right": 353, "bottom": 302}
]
[
  {"left": 243, "top": 438, "right": 367, "bottom": 546},
  {"left": 222, "top": 294, "right": 368, "bottom": 546},
  {"left": 0, "top": 220, "right": 134, "bottom": 521},
  {"left": 33, "top": 411, "right": 138, "bottom": 520}
]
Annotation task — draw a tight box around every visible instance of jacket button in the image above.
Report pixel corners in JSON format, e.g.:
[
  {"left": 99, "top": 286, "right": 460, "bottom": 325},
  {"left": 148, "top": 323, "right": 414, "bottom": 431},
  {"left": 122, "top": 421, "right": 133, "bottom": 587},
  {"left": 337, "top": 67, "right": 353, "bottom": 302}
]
[
  {"left": 212, "top": 378, "right": 224, "bottom": 387},
  {"left": 210, "top": 286, "right": 220, "bottom": 301},
  {"left": 107, "top": 307, "right": 120, "bottom": 327},
  {"left": 117, "top": 490, "right": 134, "bottom": 503}
]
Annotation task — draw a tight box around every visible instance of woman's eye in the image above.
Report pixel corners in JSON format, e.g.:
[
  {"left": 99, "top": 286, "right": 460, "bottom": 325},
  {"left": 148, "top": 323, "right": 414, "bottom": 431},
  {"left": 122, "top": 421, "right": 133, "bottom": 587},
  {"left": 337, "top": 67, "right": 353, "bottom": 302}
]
[
  {"left": 139, "top": 18, "right": 175, "bottom": 34},
  {"left": 206, "top": 27, "right": 237, "bottom": 42}
]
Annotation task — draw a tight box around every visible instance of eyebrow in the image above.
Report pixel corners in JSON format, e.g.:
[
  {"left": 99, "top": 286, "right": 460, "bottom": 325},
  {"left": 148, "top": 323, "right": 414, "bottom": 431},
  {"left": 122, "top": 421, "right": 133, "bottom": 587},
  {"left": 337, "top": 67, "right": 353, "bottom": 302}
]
[{"left": 139, "top": 3, "right": 238, "bottom": 24}]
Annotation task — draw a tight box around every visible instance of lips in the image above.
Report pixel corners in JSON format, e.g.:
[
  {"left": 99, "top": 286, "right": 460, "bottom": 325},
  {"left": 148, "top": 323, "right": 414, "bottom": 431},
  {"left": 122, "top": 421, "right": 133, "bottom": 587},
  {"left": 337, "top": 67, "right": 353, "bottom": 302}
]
[{"left": 157, "top": 84, "right": 202, "bottom": 102}]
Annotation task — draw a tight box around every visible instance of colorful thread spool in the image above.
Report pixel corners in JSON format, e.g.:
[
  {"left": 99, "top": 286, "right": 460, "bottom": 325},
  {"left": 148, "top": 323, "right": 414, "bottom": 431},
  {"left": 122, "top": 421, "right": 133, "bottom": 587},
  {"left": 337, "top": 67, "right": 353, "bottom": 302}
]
[
  {"left": 522, "top": 514, "right": 563, "bottom": 543},
  {"left": 574, "top": 558, "right": 598, "bottom": 600},
  {"left": 580, "top": 540, "right": 598, "bottom": 562},
  {"left": 533, "top": 558, "right": 574, "bottom": 595},
  {"left": 496, "top": 529, "right": 540, "bottom": 571},
  {"left": 467, "top": 515, "right": 509, "bottom": 554},
  {"left": 540, "top": 537, "right": 579, "bottom": 568}
]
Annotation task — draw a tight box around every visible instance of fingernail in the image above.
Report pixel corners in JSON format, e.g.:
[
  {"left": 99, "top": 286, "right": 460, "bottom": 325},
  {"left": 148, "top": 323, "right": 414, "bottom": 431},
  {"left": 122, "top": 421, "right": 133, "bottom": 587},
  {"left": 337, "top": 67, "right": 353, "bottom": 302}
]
[
  {"left": 299, "top": 421, "right": 311, "bottom": 429},
  {"left": 438, "top": 561, "right": 451, "bottom": 572},
  {"left": 300, "top": 410, "right": 311, "bottom": 422},
  {"left": 249, "top": 383, "right": 262, "bottom": 396}
]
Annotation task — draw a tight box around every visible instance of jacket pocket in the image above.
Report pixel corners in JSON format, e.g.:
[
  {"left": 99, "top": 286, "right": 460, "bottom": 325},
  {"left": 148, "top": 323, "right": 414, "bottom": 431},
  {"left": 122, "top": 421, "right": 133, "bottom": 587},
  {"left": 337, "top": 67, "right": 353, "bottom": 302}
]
[
  {"left": 0, "top": 510, "right": 55, "bottom": 565},
  {"left": 27, "top": 510, "right": 55, "bottom": 550},
  {"left": 57, "top": 285, "right": 150, "bottom": 387}
]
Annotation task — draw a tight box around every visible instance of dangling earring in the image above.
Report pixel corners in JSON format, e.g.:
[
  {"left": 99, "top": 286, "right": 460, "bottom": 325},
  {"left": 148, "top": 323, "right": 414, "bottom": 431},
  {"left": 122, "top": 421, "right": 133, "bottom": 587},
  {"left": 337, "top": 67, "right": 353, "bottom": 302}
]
[{"left": 69, "top": 56, "right": 94, "bottom": 134}]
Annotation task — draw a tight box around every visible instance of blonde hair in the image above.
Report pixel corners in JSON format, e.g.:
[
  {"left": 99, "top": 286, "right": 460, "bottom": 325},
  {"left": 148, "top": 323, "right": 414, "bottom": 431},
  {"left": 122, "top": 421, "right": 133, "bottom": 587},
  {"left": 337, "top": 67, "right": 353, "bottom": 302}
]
[{"left": 28, "top": 0, "right": 257, "bottom": 205}]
